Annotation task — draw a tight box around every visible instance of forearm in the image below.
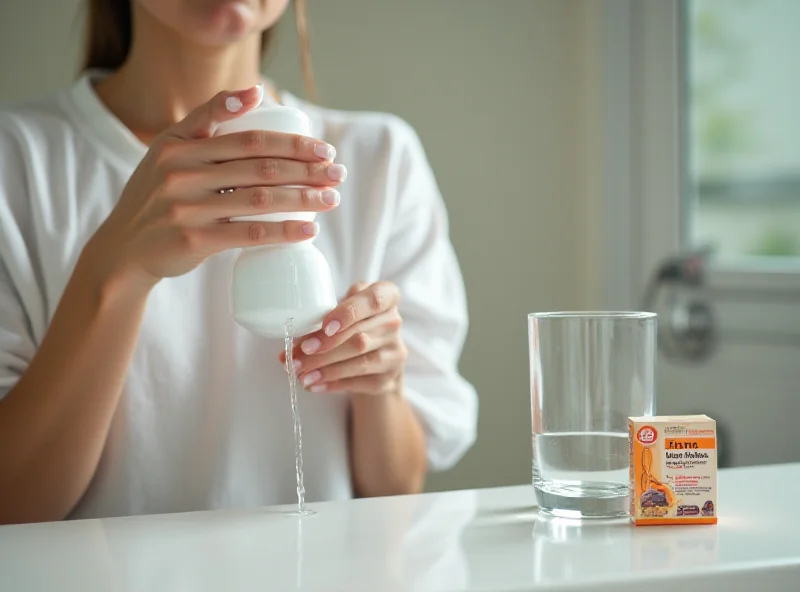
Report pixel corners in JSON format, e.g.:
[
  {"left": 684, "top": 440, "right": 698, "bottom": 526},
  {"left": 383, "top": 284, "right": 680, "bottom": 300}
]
[
  {"left": 0, "top": 243, "right": 152, "bottom": 524},
  {"left": 349, "top": 385, "right": 428, "bottom": 497}
]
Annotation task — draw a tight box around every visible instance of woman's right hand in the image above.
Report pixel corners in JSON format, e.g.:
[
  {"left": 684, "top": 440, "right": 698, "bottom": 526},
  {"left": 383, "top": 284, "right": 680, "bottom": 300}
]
[{"left": 88, "top": 85, "right": 345, "bottom": 289}]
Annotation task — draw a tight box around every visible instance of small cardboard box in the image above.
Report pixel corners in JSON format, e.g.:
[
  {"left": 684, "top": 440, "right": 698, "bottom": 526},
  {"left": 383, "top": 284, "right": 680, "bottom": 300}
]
[{"left": 629, "top": 415, "right": 718, "bottom": 526}]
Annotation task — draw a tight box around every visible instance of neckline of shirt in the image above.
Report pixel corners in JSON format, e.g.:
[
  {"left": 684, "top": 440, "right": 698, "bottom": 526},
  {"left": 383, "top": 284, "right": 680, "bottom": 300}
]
[{"left": 61, "top": 70, "right": 303, "bottom": 170}]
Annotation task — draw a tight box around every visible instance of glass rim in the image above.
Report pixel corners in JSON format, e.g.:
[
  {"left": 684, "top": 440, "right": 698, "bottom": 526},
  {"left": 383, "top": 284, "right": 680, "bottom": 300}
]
[{"left": 528, "top": 311, "right": 656, "bottom": 320}]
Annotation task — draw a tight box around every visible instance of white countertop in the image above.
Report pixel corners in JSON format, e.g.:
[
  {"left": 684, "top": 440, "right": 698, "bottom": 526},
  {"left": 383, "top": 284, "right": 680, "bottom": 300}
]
[{"left": 1, "top": 463, "right": 798, "bottom": 591}]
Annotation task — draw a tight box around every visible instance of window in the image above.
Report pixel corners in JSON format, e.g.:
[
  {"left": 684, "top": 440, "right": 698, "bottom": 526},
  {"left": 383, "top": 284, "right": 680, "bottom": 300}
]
[{"left": 685, "top": 0, "right": 800, "bottom": 261}]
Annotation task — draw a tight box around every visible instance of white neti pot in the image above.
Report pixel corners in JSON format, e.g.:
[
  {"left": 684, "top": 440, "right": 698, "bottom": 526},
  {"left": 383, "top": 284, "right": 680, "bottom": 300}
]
[{"left": 216, "top": 101, "right": 337, "bottom": 338}]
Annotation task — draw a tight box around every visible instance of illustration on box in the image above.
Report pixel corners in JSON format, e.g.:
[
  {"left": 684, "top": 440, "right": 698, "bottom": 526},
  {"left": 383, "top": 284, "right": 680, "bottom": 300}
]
[
  {"left": 638, "top": 449, "right": 716, "bottom": 518},
  {"left": 638, "top": 447, "right": 677, "bottom": 517}
]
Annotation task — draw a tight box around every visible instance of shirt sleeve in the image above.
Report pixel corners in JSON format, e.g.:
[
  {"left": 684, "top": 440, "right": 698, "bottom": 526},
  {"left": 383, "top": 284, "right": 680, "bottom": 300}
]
[
  {"left": 380, "top": 118, "right": 478, "bottom": 472},
  {"left": 0, "top": 116, "right": 41, "bottom": 401},
  {"left": 0, "top": 259, "right": 35, "bottom": 400}
]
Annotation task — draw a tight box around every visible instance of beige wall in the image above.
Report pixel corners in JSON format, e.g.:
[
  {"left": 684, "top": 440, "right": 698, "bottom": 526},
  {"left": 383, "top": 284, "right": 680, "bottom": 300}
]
[{"left": 0, "top": 0, "right": 595, "bottom": 492}]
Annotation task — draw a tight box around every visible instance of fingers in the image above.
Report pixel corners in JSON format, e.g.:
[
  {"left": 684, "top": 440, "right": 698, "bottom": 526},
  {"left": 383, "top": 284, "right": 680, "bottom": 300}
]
[
  {"left": 308, "top": 373, "right": 403, "bottom": 396},
  {"left": 319, "top": 282, "right": 400, "bottom": 341},
  {"left": 168, "top": 85, "right": 264, "bottom": 140},
  {"left": 198, "top": 219, "right": 320, "bottom": 250},
  {"left": 278, "top": 307, "right": 398, "bottom": 367},
  {"left": 147, "top": 84, "right": 347, "bottom": 197},
  {"left": 298, "top": 344, "right": 407, "bottom": 392},
  {"left": 179, "top": 186, "right": 340, "bottom": 222},
  {"left": 297, "top": 307, "right": 401, "bottom": 358},
  {"left": 208, "top": 157, "right": 347, "bottom": 191},
  {"left": 291, "top": 323, "right": 392, "bottom": 375},
  {"left": 273, "top": 284, "right": 408, "bottom": 396},
  {"left": 182, "top": 130, "right": 336, "bottom": 165},
  {"left": 345, "top": 282, "right": 369, "bottom": 298}
]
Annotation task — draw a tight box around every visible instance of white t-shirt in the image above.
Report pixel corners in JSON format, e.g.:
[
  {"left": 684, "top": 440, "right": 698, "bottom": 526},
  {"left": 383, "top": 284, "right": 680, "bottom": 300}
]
[{"left": 0, "top": 73, "right": 478, "bottom": 519}]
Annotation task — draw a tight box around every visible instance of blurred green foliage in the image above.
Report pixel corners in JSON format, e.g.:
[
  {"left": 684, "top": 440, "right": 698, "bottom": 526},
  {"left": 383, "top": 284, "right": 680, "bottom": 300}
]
[{"left": 749, "top": 227, "right": 800, "bottom": 257}]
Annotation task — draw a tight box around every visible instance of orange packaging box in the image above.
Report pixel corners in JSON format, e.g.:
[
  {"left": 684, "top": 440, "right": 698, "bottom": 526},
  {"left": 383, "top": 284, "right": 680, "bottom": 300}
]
[{"left": 629, "top": 415, "right": 718, "bottom": 526}]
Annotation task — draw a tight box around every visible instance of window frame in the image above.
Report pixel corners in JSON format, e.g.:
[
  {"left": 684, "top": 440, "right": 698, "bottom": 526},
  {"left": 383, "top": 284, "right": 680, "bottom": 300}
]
[{"left": 591, "top": 0, "right": 800, "bottom": 312}]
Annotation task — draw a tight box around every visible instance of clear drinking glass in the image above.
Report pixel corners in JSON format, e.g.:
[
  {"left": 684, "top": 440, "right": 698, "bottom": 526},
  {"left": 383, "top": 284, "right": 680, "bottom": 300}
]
[{"left": 529, "top": 312, "right": 656, "bottom": 519}]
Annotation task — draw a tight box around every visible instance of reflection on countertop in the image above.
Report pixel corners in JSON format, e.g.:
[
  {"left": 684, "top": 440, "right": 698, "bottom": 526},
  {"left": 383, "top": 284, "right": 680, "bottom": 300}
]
[
  {"left": 0, "top": 464, "right": 798, "bottom": 591},
  {"left": 0, "top": 487, "right": 479, "bottom": 591}
]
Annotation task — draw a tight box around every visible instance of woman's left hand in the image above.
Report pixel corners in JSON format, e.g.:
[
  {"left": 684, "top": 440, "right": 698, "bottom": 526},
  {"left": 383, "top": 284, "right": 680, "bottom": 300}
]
[{"left": 279, "top": 281, "right": 408, "bottom": 395}]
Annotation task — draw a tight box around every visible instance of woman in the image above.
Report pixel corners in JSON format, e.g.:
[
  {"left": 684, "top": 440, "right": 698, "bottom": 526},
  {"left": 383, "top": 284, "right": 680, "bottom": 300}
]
[{"left": 0, "top": 0, "right": 477, "bottom": 524}]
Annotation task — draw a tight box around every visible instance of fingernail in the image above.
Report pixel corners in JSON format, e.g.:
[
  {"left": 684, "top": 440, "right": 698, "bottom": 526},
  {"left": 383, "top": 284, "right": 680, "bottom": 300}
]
[
  {"left": 303, "top": 371, "right": 322, "bottom": 386},
  {"left": 327, "top": 164, "right": 347, "bottom": 182},
  {"left": 321, "top": 190, "right": 340, "bottom": 207},
  {"left": 310, "top": 384, "right": 327, "bottom": 393},
  {"left": 292, "top": 359, "right": 302, "bottom": 372},
  {"left": 254, "top": 84, "right": 264, "bottom": 106},
  {"left": 301, "top": 222, "right": 319, "bottom": 236},
  {"left": 301, "top": 338, "right": 321, "bottom": 355},
  {"left": 324, "top": 320, "right": 341, "bottom": 336},
  {"left": 226, "top": 96, "right": 243, "bottom": 112},
  {"left": 314, "top": 143, "right": 336, "bottom": 161}
]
